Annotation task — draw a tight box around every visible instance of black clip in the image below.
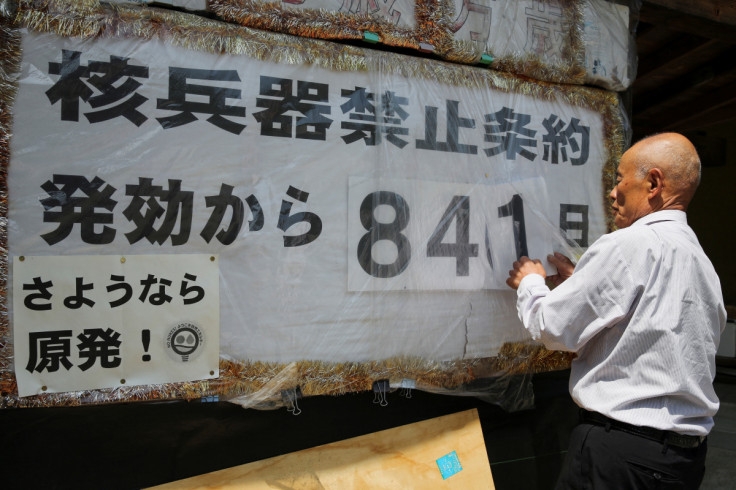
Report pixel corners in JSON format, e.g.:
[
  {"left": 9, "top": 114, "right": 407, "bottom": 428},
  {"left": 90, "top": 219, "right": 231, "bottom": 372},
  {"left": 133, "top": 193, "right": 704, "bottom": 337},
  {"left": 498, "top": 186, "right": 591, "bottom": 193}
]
[
  {"left": 399, "top": 379, "right": 415, "bottom": 399},
  {"left": 281, "top": 386, "right": 302, "bottom": 416},
  {"left": 372, "top": 379, "right": 390, "bottom": 407}
]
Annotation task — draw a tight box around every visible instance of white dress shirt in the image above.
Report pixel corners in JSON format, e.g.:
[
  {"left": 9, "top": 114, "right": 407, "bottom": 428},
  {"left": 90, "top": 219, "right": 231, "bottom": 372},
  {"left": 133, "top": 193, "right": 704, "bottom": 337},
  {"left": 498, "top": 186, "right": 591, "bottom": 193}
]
[{"left": 517, "top": 210, "right": 726, "bottom": 435}]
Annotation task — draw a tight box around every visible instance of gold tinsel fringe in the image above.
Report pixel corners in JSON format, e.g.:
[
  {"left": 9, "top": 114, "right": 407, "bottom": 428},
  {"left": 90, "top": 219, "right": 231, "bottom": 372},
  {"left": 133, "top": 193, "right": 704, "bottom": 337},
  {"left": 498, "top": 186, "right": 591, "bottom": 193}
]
[
  {"left": 0, "top": 7, "right": 21, "bottom": 400},
  {"left": 211, "top": 0, "right": 592, "bottom": 80},
  {"left": 208, "top": 0, "right": 465, "bottom": 61},
  {"left": 0, "top": 0, "right": 619, "bottom": 407},
  {"left": 0, "top": 344, "right": 573, "bottom": 408}
]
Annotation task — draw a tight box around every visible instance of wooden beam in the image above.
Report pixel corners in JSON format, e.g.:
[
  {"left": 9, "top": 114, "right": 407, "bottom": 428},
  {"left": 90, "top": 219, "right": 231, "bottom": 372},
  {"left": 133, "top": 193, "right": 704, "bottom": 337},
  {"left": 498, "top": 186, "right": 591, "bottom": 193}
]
[
  {"left": 637, "top": 36, "right": 716, "bottom": 80},
  {"left": 634, "top": 23, "right": 682, "bottom": 58},
  {"left": 665, "top": 97, "right": 736, "bottom": 131},
  {"left": 633, "top": 56, "right": 736, "bottom": 116},
  {"left": 634, "top": 82, "right": 736, "bottom": 131},
  {"left": 634, "top": 39, "right": 731, "bottom": 95},
  {"left": 643, "top": 0, "right": 736, "bottom": 27},
  {"left": 640, "top": 2, "right": 736, "bottom": 40}
]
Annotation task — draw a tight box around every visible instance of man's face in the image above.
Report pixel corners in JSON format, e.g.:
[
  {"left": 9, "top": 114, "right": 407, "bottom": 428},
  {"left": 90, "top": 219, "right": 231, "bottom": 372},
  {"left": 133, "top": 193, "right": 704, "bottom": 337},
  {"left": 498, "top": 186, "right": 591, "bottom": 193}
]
[{"left": 609, "top": 150, "right": 651, "bottom": 228}]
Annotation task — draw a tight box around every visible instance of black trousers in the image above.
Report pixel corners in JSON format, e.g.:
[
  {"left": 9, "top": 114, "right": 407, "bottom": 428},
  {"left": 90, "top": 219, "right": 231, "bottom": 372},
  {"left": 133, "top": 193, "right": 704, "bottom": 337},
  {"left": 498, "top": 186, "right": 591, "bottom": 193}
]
[{"left": 556, "top": 422, "right": 707, "bottom": 489}]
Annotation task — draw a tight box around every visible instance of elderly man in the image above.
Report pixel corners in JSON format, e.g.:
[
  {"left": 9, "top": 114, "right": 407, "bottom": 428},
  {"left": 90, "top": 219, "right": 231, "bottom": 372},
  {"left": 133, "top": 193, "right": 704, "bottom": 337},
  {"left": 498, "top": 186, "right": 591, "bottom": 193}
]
[{"left": 507, "top": 133, "right": 726, "bottom": 488}]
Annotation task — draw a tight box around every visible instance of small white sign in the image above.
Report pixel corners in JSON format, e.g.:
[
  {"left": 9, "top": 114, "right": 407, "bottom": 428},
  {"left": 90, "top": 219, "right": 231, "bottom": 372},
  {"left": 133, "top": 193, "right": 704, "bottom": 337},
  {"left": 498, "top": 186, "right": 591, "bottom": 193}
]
[{"left": 12, "top": 254, "right": 220, "bottom": 397}]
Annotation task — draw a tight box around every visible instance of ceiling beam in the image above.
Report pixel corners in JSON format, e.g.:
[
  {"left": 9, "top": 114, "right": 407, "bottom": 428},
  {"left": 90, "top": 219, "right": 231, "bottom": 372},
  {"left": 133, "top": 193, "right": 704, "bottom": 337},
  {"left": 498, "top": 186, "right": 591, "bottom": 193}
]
[
  {"left": 676, "top": 104, "right": 736, "bottom": 131},
  {"left": 643, "top": 0, "right": 736, "bottom": 27},
  {"left": 640, "top": 1, "right": 736, "bottom": 40},
  {"left": 633, "top": 38, "right": 731, "bottom": 94},
  {"left": 633, "top": 59, "right": 736, "bottom": 116},
  {"left": 663, "top": 87, "right": 736, "bottom": 131},
  {"left": 634, "top": 82, "right": 736, "bottom": 131},
  {"left": 636, "top": 36, "right": 716, "bottom": 80}
]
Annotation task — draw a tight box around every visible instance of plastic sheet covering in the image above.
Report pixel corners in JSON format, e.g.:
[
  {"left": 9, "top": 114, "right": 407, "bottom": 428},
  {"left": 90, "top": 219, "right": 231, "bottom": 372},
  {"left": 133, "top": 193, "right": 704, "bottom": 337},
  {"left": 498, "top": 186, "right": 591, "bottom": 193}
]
[
  {"left": 108, "top": 0, "right": 209, "bottom": 10},
  {"left": 207, "top": 0, "right": 639, "bottom": 91},
  {"left": 0, "top": 0, "right": 628, "bottom": 410}
]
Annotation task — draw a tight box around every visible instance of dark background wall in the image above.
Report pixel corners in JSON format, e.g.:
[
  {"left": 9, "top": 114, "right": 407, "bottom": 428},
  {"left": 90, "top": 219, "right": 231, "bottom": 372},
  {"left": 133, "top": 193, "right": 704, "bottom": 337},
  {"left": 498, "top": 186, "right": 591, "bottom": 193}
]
[
  {"left": 0, "top": 371, "right": 577, "bottom": 490},
  {"left": 684, "top": 124, "right": 736, "bottom": 307}
]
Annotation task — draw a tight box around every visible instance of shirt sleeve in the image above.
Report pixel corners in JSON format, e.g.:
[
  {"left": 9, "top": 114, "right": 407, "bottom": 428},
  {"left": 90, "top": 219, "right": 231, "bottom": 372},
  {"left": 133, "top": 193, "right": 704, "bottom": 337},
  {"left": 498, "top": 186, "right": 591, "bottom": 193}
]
[{"left": 515, "top": 234, "right": 643, "bottom": 352}]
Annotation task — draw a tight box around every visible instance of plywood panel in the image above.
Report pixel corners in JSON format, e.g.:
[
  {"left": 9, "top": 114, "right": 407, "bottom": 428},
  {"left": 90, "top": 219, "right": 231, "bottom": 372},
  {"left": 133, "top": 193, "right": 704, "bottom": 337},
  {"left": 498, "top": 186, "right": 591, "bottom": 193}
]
[{"left": 150, "top": 409, "right": 494, "bottom": 489}]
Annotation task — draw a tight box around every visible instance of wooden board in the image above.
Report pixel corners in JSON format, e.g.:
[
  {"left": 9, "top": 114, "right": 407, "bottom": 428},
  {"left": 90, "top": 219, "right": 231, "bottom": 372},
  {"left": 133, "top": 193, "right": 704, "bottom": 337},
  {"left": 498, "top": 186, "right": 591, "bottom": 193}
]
[{"left": 149, "top": 409, "right": 494, "bottom": 489}]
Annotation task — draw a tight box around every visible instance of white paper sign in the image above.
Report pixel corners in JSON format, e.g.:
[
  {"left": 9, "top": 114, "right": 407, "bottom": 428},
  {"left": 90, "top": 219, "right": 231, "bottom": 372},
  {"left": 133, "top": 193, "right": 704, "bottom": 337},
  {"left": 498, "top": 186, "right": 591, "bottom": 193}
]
[
  {"left": 348, "top": 177, "right": 564, "bottom": 291},
  {"left": 12, "top": 254, "right": 219, "bottom": 396}
]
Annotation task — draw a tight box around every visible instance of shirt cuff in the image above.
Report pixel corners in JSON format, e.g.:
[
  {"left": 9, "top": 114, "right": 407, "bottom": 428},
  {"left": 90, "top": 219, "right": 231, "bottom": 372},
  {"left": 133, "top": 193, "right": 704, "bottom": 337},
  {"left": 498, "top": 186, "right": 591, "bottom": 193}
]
[{"left": 518, "top": 273, "right": 546, "bottom": 291}]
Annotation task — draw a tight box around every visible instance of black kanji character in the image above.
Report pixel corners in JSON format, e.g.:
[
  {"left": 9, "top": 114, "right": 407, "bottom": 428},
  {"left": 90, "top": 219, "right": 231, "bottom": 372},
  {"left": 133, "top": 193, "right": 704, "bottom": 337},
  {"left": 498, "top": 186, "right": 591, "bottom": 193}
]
[
  {"left": 23, "top": 277, "right": 53, "bottom": 311},
  {"left": 77, "top": 328, "right": 122, "bottom": 371},
  {"left": 84, "top": 55, "right": 149, "bottom": 126},
  {"left": 484, "top": 107, "right": 538, "bottom": 161},
  {"left": 107, "top": 274, "right": 133, "bottom": 308},
  {"left": 340, "top": 88, "right": 411, "bottom": 148},
  {"left": 340, "top": 86, "right": 378, "bottom": 145},
  {"left": 560, "top": 203, "right": 589, "bottom": 247},
  {"left": 277, "top": 186, "right": 322, "bottom": 247},
  {"left": 156, "top": 67, "right": 246, "bottom": 134},
  {"left": 416, "top": 100, "right": 477, "bottom": 154},
  {"left": 40, "top": 174, "right": 117, "bottom": 246},
  {"left": 123, "top": 178, "right": 193, "bottom": 246},
  {"left": 63, "top": 277, "right": 95, "bottom": 309},
  {"left": 253, "top": 76, "right": 332, "bottom": 140},
  {"left": 542, "top": 115, "right": 590, "bottom": 165},
  {"left": 138, "top": 274, "right": 173, "bottom": 305},
  {"left": 26, "top": 331, "right": 74, "bottom": 373},
  {"left": 46, "top": 50, "right": 92, "bottom": 121},
  {"left": 180, "top": 273, "right": 205, "bottom": 305},
  {"left": 379, "top": 90, "right": 410, "bottom": 148}
]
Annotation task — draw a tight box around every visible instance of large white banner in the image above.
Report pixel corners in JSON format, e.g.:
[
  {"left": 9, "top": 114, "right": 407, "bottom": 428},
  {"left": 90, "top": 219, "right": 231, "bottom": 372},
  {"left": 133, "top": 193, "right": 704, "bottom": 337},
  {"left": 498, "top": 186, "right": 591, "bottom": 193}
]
[{"left": 7, "top": 28, "right": 618, "bottom": 397}]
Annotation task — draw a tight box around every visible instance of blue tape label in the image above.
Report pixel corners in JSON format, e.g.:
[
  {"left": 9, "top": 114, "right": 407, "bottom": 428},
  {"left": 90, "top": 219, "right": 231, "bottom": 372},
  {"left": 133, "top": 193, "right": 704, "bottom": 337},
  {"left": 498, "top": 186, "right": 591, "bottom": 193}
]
[{"left": 436, "top": 450, "right": 463, "bottom": 480}]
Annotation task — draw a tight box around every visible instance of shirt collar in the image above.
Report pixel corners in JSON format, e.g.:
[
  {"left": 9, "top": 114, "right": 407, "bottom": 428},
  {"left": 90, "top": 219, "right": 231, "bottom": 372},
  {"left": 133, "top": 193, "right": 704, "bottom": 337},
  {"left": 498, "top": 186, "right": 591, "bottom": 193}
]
[{"left": 632, "top": 209, "right": 688, "bottom": 227}]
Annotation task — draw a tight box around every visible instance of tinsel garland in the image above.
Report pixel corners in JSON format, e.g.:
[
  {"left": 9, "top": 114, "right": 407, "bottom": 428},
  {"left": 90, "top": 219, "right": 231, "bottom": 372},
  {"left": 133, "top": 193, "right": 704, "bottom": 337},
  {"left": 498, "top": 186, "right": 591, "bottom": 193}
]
[{"left": 209, "top": 0, "right": 590, "bottom": 78}]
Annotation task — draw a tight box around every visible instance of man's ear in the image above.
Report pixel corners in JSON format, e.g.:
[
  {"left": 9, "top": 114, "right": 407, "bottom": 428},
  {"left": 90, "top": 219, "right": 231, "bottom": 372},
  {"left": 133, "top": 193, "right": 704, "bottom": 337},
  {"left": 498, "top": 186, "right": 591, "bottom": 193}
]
[{"left": 647, "top": 168, "right": 664, "bottom": 198}]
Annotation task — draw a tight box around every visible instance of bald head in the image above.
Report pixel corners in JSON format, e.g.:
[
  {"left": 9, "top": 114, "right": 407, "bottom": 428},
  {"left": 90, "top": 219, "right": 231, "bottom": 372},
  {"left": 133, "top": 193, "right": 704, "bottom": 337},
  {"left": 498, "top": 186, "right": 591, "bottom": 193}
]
[
  {"left": 630, "top": 133, "right": 701, "bottom": 206},
  {"left": 610, "top": 133, "right": 701, "bottom": 227}
]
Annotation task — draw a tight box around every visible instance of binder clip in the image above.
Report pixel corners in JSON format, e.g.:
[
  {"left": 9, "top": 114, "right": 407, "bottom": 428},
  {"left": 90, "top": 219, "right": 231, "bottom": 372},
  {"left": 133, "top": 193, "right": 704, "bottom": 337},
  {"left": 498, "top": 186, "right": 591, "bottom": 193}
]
[
  {"left": 281, "top": 386, "right": 302, "bottom": 416},
  {"left": 419, "top": 43, "right": 435, "bottom": 54},
  {"left": 372, "top": 379, "right": 390, "bottom": 407},
  {"left": 399, "top": 379, "right": 415, "bottom": 399}
]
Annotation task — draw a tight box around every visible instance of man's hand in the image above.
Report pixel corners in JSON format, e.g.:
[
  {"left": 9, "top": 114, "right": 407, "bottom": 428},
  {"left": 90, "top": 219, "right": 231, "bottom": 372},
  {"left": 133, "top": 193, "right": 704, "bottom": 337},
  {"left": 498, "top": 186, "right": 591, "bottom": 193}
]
[
  {"left": 506, "top": 256, "right": 546, "bottom": 290},
  {"left": 547, "top": 252, "right": 575, "bottom": 287}
]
